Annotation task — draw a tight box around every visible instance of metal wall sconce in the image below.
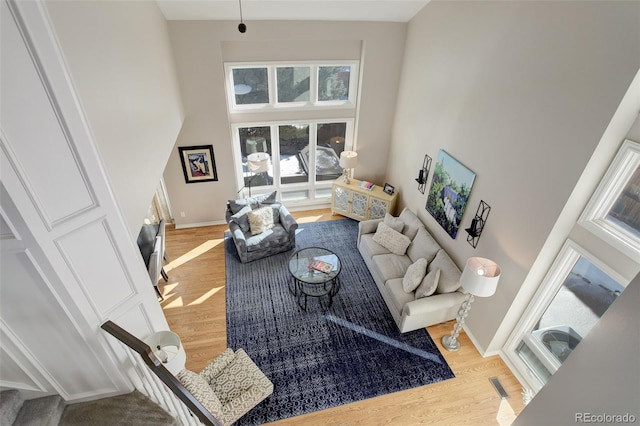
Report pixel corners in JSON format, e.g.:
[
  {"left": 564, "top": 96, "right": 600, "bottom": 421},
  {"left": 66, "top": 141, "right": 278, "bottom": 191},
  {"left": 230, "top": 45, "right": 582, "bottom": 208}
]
[
  {"left": 465, "top": 200, "right": 491, "bottom": 249},
  {"left": 415, "top": 154, "right": 432, "bottom": 194}
]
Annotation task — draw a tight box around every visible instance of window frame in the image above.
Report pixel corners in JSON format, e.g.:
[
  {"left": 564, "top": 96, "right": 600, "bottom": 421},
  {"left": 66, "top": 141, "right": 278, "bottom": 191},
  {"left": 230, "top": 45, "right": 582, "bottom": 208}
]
[
  {"left": 503, "top": 239, "right": 627, "bottom": 392},
  {"left": 578, "top": 139, "right": 640, "bottom": 259},
  {"left": 225, "top": 61, "right": 360, "bottom": 113}
]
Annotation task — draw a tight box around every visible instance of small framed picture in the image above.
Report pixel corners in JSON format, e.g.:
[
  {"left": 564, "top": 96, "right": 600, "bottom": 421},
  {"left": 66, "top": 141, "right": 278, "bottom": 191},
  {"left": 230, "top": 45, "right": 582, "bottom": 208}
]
[
  {"left": 178, "top": 145, "right": 218, "bottom": 184},
  {"left": 383, "top": 183, "right": 395, "bottom": 195}
]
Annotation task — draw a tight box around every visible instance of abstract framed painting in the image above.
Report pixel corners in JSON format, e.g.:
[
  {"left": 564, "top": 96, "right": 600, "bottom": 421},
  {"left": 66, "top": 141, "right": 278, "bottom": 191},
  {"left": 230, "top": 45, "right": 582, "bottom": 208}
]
[
  {"left": 178, "top": 145, "right": 218, "bottom": 184},
  {"left": 426, "top": 150, "right": 476, "bottom": 239}
]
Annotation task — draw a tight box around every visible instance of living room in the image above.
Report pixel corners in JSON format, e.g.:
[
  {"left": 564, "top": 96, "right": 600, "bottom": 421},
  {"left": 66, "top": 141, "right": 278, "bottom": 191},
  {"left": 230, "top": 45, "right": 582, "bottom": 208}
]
[{"left": 2, "top": 0, "right": 639, "bottom": 424}]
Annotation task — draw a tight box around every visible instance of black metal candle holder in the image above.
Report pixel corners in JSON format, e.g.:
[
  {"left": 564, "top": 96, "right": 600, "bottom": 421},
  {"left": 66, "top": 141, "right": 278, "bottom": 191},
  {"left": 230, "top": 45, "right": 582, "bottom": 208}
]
[
  {"left": 465, "top": 200, "right": 491, "bottom": 249},
  {"left": 416, "top": 154, "right": 432, "bottom": 194}
]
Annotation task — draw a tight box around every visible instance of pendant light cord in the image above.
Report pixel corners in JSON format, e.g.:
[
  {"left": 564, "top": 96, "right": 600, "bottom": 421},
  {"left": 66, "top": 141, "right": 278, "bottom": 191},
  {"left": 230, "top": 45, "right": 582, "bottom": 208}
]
[{"left": 238, "top": 0, "right": 244, "bottom": 23}]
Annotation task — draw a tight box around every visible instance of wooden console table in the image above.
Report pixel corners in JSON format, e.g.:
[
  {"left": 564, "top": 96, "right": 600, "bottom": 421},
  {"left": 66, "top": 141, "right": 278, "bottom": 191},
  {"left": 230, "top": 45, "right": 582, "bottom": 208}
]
[{"left": 331, "top": 178, "right": 398, "bottom": 221}]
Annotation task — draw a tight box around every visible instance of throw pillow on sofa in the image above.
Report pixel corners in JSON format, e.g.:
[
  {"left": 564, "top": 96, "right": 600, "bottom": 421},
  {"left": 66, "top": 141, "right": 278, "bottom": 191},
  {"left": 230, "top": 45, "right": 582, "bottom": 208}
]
[
  {"left": 415, "top": 268, "right": 440, "bottom": 298},
  {"left": 372, "top": 222, "right": 412, "bottom": 256},
  {"left": 402, "top": 258, "right": 428, "bottom": 293},
  {"left": 229, "top": 205, "right": 252, "bottom": 233},
  {"left": 248, "top": 206, "right": 275, "bottom": 235}
]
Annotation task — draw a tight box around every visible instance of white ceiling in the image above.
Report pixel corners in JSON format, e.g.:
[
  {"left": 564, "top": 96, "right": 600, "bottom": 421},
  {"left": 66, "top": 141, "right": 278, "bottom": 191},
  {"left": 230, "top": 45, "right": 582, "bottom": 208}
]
[{"left": 156, "top": 0, "right": 430, "bottom": 22}]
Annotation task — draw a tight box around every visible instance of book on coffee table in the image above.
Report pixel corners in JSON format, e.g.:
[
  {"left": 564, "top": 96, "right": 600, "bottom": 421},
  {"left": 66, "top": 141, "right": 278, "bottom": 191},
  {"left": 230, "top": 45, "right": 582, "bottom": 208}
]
[{"left": 308, "top": 258, "right": 334, "bottom": 273}]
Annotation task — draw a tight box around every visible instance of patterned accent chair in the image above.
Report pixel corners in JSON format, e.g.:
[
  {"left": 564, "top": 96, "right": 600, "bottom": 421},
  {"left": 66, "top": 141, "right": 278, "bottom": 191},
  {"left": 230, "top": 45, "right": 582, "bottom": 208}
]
[
  {"left": 225, "top": 192, "right": 298, "bottom": 263},
  {"left": 177, "top": 349, "right": 273, "bottom": 426}
]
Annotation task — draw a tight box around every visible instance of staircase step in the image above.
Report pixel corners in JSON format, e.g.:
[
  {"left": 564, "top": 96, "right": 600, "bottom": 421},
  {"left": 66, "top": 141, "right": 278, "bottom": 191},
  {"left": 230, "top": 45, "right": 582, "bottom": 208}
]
[
  {"left": 0, "top": 390, "right": 24, "bottom": 426},
  {"left": 60, "top": 390, "right": 177, "bottom": 426},
  {"left": 13, "top": 395, "right": 64, "bottom": 426}
]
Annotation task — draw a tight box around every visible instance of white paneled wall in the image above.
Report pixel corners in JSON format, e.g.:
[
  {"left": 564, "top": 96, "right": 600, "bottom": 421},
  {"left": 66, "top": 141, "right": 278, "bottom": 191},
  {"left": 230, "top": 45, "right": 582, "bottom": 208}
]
[{"left": 0, "top": 0, "right": 171, "bottom": 402}]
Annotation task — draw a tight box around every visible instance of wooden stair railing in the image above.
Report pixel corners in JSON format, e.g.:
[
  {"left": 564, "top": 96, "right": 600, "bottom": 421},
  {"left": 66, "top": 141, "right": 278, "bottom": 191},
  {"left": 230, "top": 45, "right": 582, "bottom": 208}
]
[{"left": 101, "top": 320, "right": 221, "bottom": 426}]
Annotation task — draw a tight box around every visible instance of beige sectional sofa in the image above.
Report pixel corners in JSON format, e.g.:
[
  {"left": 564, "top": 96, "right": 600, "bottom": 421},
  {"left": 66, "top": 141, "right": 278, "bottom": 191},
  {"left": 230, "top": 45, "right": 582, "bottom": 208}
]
[{"left": 357, "top": 208, "right": 466, "bottom": 333}]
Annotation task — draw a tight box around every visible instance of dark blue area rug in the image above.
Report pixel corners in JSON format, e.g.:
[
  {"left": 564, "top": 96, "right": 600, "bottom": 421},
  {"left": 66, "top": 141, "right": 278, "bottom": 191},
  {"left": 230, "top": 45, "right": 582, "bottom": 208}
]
[{"left": 225, "top": 219, "right": 454, "bottom": 425}]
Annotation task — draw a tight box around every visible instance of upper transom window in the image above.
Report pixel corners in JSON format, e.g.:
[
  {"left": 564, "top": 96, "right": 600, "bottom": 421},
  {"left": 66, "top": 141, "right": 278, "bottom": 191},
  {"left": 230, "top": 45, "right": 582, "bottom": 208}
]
[
  {"left": 225, "top": 61, "right": 359, "bottom": 111},
  {"left": 579, "top": 139, "right": 640, "bottom": 258}
]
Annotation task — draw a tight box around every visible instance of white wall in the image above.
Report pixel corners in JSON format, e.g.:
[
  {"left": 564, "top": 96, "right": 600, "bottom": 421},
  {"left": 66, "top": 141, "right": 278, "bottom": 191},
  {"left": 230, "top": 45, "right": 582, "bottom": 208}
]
[
  {"left": 45, "top": 0, "right": 185, "bottom": 236},
  {"left": 387, "top": 1, "right": 640, "bottom": 351},
  {"left": 164, "top": 20, "right": 406, "bottom": 227},
  {"left": 1, "top": 0, "right": 172, "bottom": 401},
  {"left": 513, "top": 272, "right": 640, "bottom": 425}
]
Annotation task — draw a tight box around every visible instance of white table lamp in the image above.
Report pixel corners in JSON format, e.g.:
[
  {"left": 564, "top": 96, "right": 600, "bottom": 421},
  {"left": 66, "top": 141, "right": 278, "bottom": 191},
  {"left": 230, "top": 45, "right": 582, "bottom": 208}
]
[
  {"left": 146, "top": 330, "right": 186, "bottom": 375},
  {"left": 339, "top": 151, "right": 358, "bottom": 184}
]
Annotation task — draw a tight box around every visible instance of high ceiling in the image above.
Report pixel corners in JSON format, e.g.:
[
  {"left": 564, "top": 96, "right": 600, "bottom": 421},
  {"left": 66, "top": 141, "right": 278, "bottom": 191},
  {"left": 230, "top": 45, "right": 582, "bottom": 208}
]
[{"left": 156, "top": 0, "right": 430, "bottom": 22}]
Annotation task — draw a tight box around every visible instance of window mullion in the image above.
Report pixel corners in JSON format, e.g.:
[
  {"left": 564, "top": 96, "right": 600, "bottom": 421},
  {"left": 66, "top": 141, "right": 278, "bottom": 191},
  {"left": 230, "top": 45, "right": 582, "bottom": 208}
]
[
  {"left": 268, "top": 66, "right": 276, "bottom": 106},
  {"left": 271, "top": 124, "right": 280, "bottom": 188},
  {"left": 309, "top": 123, "right": 317, "bottom": 185},
  {"left": 310, "top": 65, "right": 319, "bottom": 105}
]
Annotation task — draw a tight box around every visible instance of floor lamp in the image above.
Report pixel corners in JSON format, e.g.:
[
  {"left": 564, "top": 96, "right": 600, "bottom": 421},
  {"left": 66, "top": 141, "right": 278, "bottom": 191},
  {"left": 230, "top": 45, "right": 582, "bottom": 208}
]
[
  {"left": 241, "top": 152, "right": 270, "bottom": 197},
  {"left": 442, "top": 257, "right": 501, "bottom": 351}
]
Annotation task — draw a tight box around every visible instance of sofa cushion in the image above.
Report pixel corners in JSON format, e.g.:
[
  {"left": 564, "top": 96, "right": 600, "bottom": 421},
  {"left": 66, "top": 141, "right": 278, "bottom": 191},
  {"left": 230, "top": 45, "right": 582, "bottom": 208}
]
[
  {"left": 372, "top": 253, "right": 414, "bottom": 282},
  {"left": 406, "top": 227, "right": 441, "bottom": 264},
  {"left": 384, "top": 213, "right": 404, "bottom": 233},
  {"left": 428, "top": 249, "right": 462, "bottom": 294},
  {"left": 415, "top": 268, "right": 440, "bottom": 299},
  {"left": 359, "top": 234, "right": 391, "bottom": 259},
  {"left": 229, "top": 205, "right": 252, "bottom": 233},
  {"left": 248, "top": 206, "right": 275, "bottom": 235},
  {"left": 399, "top": 208, "right": 425, "bottom": 240},
  {"left": 403, "top": 258, "right": 428, "bottom": 293},
  {"left": 372, "top": 222, "right": 412, "bottom": 256},
  {"left": 177, "top": 369, "right": 222, "bottom": 416},
  {"left": 228, "top": 191, "right": 277, "bottom": 214},
  {"left": 245, "top": 225, "right": 290, "bottom": 251},
  {"left": 385, "top": 278, "right": 415, "bottom": 314}
]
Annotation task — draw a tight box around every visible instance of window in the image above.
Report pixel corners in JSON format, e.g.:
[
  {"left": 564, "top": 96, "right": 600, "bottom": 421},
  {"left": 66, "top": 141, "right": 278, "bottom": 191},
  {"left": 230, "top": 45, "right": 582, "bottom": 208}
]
[
  {"left": 318, "top": 66, "right": 352, "bottom": 101},
  {"left": 276, "top": 66, "right": 310, "bottom": 103},
  {"left": 232, "top": 67, "right": 269, "bottom": 105},
  {"left": 579, "top": 139, "right": 640, "bottom": 258},
  {"left": 232, "top": 120, "right": 354, "bottom": 203},
  {"left": 225, "top": 61, "right": 359, "bottom": 111},
  {"left": 226, "top": 61, "right": 359, "bottom": 206},
  {"left": 512, "top": 242, "right": 625, "bottom": 387}
]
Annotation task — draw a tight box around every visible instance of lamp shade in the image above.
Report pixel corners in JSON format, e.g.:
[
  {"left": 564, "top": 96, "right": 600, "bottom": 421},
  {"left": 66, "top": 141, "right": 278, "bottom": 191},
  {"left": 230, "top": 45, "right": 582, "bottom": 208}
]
[
  {"left": 145, "top": 330, "right": 186, "bottom": 375},
  {"left": 460, "top": 257, "right": 501, "bottom": 297},
  {"left": 247, "top": 152, "right": 270, "bottom": 173},
  {"left": 339, "top": 151, "right": 358, "bottom": 169}
]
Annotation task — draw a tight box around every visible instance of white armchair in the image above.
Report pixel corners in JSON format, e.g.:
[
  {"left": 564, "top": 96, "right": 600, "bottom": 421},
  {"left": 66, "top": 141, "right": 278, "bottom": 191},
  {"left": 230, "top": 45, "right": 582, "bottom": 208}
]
[{"left": 177, "top": 349, "right": 273, "bottom": 426}]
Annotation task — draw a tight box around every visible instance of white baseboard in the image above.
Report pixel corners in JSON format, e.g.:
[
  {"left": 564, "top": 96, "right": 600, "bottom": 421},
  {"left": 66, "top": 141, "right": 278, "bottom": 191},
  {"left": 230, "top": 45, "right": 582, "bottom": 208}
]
[
  {"left": 174, "top": 202, "right": 331, "bottom": 230},
  {"left": 462, "top": 324, "right": 501, "bottom": 357},
  {"left": 174, "top": 220, "right": 227, "bottom": 229}
]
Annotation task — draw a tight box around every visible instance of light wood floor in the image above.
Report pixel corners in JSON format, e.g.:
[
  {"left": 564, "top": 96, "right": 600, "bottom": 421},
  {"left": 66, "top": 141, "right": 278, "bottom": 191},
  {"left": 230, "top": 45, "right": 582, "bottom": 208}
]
[{"left": 161, "top": 209, "right": 524, "bottom": 425}]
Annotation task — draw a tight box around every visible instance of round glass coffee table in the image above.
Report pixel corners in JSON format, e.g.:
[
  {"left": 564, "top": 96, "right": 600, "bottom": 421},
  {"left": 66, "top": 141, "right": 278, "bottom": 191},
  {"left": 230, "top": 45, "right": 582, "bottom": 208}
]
[{"left": 288, "top": 247, "right": 341, "bottom": 310}]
